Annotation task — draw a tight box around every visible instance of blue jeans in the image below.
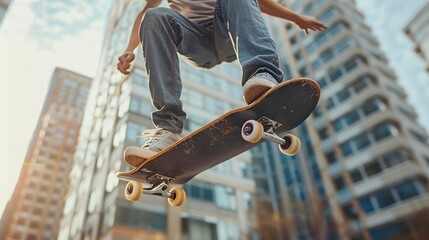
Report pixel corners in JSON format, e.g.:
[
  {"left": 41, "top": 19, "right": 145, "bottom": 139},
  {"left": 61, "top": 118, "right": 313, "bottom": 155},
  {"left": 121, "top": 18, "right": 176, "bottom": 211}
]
[{"left": 140, "top": 0, "right": 284, "bottom": 134}]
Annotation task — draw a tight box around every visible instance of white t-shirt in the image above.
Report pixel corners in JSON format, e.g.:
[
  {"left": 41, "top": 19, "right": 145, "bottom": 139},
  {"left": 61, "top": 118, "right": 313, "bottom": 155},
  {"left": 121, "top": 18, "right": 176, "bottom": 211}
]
[{"left": 147, "top": 0, "right": 217, "bottom": 23}]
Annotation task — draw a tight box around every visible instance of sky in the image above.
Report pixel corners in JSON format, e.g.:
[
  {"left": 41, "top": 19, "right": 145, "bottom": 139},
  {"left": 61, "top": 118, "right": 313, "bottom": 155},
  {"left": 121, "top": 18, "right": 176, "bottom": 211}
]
[
  {"left": 0, "top": 0, "right": 111, "bottom": 217},
  {"left": 0, "top": 0, "right": 429, "bottom": 218}
]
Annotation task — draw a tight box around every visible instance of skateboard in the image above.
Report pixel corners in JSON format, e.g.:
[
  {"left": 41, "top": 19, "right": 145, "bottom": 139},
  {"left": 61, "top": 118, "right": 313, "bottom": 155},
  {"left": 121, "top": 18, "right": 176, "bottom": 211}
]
[{"left": 117, "top": 78, "right": 320, "bottom": 206}]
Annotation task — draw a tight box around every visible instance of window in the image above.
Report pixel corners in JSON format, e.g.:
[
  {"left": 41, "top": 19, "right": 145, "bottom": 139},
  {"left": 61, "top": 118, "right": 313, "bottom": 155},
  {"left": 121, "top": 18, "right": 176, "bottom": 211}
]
[
  {"left": 340, "top": 142, "right": 353, "bottom": 157},
  {"left": 326, "top": 151, "right": 338, "bottom": 164},
  {"left": 364, "top": 161, "right": 382, "bottom": 177},
  {"left": 355, "top": 134, "right": 371, "bottom": 150},
  {"left": 362, "top": 99, "right": 379, "bottom": 116},
  {"left": 327, "top": 98, "right": 335, "bottom": 110},
  {"left": 318, "top": 128, "right": 329, "bottom": 140},
  {"left": 345, "top": 111, "right": 360, "bottom": 125},
  {"left": 329, "top": 68, "right": 343, "bottom": 82},
  {"left": 375, "top": 189, "right": 395, "bottom": 208},
  {"left": 333, "top": 176, "right": 345, "bottom": 191},
  {"left": 333, "top": 119, "right": 344, "bottom": 132},
  {"left": 321, "top": 49, "right": 334, "bottom": 63},
  {"left": 360, "top": 196, "right": 375, "bottom": 213},
  {"left": 337, "top": 89, "right": 351, "bottom": 103},
  {"left": 116, "top": 207, "right": 166, "bottom": 231},
  {"left": 318, "top": 77, "right": 328, "bottom": 89},
  {"left": 373, "top": 123, "right": 394, "bottom": 141},
  {"left": 342, "top": 204, "right": 357, "bottom": 219},
  {"left": 396, "top": 181, "right": 419, "bottom": 200},
  {"left": 383, "top": 150, "right": 404, "bottom": 167},
  {"left": 350, "top": 169, "right": 363, "bottom": 182},
  {"left": 344, "top": 58, "right": 359, "bottom": 72}
]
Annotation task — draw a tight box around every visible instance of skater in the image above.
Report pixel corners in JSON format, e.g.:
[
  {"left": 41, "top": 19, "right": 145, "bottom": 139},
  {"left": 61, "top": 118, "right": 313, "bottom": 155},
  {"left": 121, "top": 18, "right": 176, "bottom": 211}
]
[{"left": 116, "top": 0, "right": 327, "bottom": 166}]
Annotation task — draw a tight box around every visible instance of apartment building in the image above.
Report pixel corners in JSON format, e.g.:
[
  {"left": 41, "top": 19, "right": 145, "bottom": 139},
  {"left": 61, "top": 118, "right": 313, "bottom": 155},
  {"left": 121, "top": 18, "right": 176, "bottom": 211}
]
[
  {"left": 2, "top": 67, "right": 91, "bottom": 240},
  {"left": 261, "top": 0, "right": 429, "bottom": 239},
  {"left": 58, "top": 1, "right": 258, "bottom": 239},
  {"left": 404, "top": 2, "right": 429, "bottom": 72}
]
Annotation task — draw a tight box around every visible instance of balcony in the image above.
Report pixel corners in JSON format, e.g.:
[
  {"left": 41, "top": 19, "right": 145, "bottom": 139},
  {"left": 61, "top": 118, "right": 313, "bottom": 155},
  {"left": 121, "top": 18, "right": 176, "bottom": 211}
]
[
  {"left": 353, "top": 161, "right": 425, "bottom": 197},
  {"left": 365, "top": 194, "right": 429, "bottom": 228}
]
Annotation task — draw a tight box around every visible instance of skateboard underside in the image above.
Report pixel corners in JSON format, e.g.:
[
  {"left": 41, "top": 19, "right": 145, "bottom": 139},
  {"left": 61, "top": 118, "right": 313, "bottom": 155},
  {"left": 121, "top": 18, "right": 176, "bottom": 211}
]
[{"left": 117, "top": 78, "right": 320, "bottom": 186}]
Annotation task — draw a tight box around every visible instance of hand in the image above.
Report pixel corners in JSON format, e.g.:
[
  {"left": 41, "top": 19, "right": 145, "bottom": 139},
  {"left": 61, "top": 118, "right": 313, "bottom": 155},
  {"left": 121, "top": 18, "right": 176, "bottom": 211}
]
[
  {"left": 117, "top": 51, "right": 136, "bottom": 75},
  {"left": 294, "top": 15, "right": 328, "bottom": 35}
]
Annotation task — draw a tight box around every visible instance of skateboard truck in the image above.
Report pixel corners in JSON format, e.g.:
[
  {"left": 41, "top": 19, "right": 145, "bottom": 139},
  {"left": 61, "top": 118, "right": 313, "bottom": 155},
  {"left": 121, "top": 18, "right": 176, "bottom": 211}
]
[
  {"left": 145, "top": 174, "right": 175, "bottom": 198},
  {"left": 241, "top": 117, "right": 301, "bottom": 156},
  {"left": 124, "top": 174, "right": 186, "bottom": 206}
]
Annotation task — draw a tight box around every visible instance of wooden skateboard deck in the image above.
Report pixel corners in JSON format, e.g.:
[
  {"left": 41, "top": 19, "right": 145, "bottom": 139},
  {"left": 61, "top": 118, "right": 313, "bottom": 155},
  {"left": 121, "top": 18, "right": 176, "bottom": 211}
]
[{"left": 117, "top": 78, "right": 320, "bottom": 193}]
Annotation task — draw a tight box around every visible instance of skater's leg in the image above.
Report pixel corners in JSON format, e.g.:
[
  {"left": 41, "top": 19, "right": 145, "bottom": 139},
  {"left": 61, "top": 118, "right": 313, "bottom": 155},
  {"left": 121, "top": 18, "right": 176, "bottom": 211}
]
[
  {"left": 140, "top": 7, "right": 217, "bottom": 134},
  {"left": 214, "top": 0, "right": 284, "bottom": 85}
]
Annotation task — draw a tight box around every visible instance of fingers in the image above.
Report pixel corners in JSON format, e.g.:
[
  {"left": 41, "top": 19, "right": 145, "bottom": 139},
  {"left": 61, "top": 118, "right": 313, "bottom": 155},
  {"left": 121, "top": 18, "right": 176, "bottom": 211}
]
[{"left": 117, "top": 53, "right": 135, "bottom": 75}]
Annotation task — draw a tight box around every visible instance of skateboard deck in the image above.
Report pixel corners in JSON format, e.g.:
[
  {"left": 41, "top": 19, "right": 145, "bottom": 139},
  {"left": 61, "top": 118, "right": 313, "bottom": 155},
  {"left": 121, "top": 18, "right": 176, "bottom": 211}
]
[{"left": 117, "top": 78, "right": 320, "bottom": 205}]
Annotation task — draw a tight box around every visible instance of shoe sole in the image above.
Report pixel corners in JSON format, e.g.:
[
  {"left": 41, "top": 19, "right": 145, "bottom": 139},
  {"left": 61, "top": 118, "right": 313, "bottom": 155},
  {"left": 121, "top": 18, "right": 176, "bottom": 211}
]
[{"left": 243, "top": 78, "right": 276, "bottom": 104}]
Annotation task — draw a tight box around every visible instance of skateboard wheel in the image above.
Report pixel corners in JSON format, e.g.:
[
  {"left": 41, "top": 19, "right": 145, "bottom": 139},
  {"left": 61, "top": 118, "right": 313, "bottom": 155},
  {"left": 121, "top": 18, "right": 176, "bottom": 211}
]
[
  {"left": 125, "top": 181, "right": 143, "bottom": 201},
  {"left": 241, "top": 120, "right": 264, "bottom": 143},
  {"left": 168, "top": 187, "right": 186, "bottom": 207},
  {"left": 279, "top": 134, "right": 301, "bottom": 156}
]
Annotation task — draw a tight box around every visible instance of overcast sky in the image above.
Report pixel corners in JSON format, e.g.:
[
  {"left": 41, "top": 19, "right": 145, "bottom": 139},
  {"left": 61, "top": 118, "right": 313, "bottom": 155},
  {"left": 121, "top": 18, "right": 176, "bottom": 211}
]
[{"left": 1, "top": 0, "right": 428, "bottom": 217}]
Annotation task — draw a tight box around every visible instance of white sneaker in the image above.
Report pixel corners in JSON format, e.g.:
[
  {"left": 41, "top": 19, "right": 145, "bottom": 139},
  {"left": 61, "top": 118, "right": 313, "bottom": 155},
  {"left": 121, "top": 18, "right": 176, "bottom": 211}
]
[
  {"left": 243, "top": 73, "right": 277, "bottom": 104},
  {"left": 124, "top": 128, "right": 181, "bottom": 167}
]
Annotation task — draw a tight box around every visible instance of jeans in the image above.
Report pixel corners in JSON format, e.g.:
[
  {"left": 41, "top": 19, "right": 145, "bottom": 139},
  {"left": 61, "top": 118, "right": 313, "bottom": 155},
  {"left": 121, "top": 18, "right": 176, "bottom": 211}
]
[{"left": 140, "top": 0, "right": 284, "bottom": 134}]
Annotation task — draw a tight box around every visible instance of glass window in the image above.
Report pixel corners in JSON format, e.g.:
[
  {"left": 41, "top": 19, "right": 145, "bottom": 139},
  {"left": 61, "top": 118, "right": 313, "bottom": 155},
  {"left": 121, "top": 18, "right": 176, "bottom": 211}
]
[
  {"left": 352, "top": 78, "right": 368, "bottom": 93},
  {"left": 318, "top": 77, "right": 328, "bottom": 89},
  {"left": 362, "top": 99, "right": 379, "bottom": 116},
  {"left": 327, "top": 97, "right": 335, "bottom": 110},
  {"left": 333, "top": 176, "right": 345, "bottom": 191},
  {"left": 375, "top": 189, "right": 395, "bottom": 209},
  {"left": 373, "top": 123, "right": 393, "bottom": 141},
  {"left": 355, "top": 134, "right": 371, "bottom": 150},
  {"left": 336, "top": 89, "right": 351, "bottom": 103},
  {"left": 329, "top": 68, "right": 343, "bottom": 82},
  {"left": 364, "top": 161, "right": 382, "bottom": 177},
  {"left": 333, "top": 119, "right": 344, "bottom": 132},
  {"left": 116, "top": 207, "right": 166, "bottom": 231},
  {"left": 321, "top": 49, "right": 334, "bottom": 63},
  {"left": 335, "top": 38, "right": 355, "bottom": 53},
  {"left": 350, "top": 169, "right": 363, "bottom": 182},
  {"left": 340, "top": 142, "right": 353, "bottom": 157},
  {"left": 342, "top": 204, "right": 357, "bottom": 219},
  {"left": 345, "top": 111, "right": 360, "bottom": 125},
  {"left": 383, "top": 151, "right": 403, "bottom": 167},
  {"left": 319, "top": 7, "right": 338, "bottom": 21},
  {"left": 396, "top": 181, "right": 419, "bottom": 200},
  {"left": 318, "top": 127, "right": 329, "bottom": 140},
  {"left": 360, "top": 196, "right": 375, "bottom": 213},
  {"left": 344, "top": 58, "right": 359, "bottom": 72}
]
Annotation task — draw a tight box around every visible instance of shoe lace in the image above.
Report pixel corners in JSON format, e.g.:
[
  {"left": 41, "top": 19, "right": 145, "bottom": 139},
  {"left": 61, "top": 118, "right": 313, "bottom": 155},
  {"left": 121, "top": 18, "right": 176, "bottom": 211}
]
[{"left": 138, "top": 128, "right": 165, "bottom": 148}]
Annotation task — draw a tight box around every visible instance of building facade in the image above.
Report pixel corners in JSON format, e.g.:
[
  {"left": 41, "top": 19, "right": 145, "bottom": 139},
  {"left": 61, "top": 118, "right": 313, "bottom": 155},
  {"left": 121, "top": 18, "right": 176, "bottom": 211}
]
[
  {"left": 0, "top": 0, "right": 11, "bottom": 25},
  {"left": 262, "top": 0, "right": 429, "bottom": 239},
  {"left": 2, "top": 67, "right": 91, "bottom": 240},
  {"left": 404, "top": 2, "right": 429, "bottom": 72},
  {"left": 58, "top": 1, "right": 258, "bottom": 239}
]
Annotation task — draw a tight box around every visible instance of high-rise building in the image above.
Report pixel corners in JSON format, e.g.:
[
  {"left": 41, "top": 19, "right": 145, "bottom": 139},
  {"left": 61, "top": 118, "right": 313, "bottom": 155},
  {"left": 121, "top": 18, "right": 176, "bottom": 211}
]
[
  {"left": 58, "top": 1, "right": 257, "bottom": 239},
  {"left": 404, "top": 2, "right": 429, "bottom": 72},
  {"left": 1, "top": 67, "right": 91, "bottom": 240},
  {"left": 259, "top": 0, "right": 429, "bottom": 239},
  {"left": 0, "top": 0, "right": 11, "bottom": 25}
]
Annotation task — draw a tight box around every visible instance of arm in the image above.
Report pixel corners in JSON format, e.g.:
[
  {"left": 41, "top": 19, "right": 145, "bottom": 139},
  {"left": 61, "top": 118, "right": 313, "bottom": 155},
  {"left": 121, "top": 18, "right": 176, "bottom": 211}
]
[
  {"left": 258, "top": 0, "right": 327, "bottom": 34},
  {"left": 117, "top": 0, "right": 162, "bottom": 74}
]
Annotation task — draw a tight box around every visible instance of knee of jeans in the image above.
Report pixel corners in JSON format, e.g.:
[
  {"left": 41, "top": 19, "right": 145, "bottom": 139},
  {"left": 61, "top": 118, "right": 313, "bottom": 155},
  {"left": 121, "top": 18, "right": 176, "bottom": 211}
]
[
  {"left": 141, "top": 8, "right": 173, "bottom": 32},
  {"left": 143, "top": 7, "right": 175, "bottom": 24}
]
